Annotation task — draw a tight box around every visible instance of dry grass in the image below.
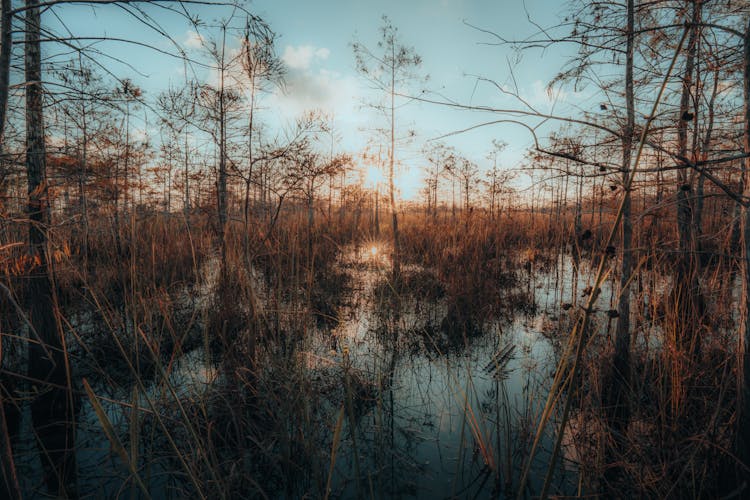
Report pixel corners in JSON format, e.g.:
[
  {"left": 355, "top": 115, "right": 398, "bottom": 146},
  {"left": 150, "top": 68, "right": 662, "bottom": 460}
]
[{"left": 0, "top": 197, "right": 745, "bottom": 498}]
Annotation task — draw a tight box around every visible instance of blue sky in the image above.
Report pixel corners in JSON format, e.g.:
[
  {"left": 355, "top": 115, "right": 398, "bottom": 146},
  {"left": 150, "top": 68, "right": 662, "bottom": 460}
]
[{"left": 48, "top": 0, "right": 587, "bottom": 199}]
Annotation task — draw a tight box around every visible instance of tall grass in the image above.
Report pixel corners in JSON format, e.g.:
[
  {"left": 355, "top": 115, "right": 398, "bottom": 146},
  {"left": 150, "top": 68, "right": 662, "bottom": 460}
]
[{"left": 0, "top": 190, "right": 746, "bottom": 498}]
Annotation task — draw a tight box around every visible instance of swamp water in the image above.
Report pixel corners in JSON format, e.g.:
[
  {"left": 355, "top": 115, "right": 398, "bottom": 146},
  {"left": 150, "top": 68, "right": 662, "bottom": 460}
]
[{"left": 10, "top": 244, "right": 612, "bottom": 499}]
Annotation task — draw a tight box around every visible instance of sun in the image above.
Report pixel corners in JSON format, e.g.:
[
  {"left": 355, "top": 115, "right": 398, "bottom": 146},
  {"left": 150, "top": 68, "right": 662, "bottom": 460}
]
[{"left": 364, "top": 242, "right": 388, "bottom": 267}]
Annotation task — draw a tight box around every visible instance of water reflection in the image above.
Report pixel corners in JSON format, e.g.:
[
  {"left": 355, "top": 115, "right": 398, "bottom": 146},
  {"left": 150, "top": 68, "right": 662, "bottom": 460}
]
[
  {"left": 11, "top": 244, "right": 597, "bottom": 498},
  {"left": 321, "top": 245, "right": 572, "bottom": 498}
]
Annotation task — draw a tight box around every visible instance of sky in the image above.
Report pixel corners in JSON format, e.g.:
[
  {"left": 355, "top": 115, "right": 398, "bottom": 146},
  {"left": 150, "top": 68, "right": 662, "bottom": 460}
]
[{"left": 47, "top": 0, "right": 588, "bottom": 200}]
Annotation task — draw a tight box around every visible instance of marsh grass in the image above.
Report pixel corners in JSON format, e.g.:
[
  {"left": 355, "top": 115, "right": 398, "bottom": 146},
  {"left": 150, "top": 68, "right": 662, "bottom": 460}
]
[{"left": 0, "top": 200, "right": 745, "bottom": 499}]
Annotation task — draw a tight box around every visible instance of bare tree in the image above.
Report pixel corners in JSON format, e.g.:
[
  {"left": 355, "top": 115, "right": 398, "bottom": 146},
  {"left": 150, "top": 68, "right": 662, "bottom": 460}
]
[
  {"left": 737, "top": 12, "right": 750, "bottom": 488},
  {"left": 423, "top": 142, "right": 455, "bottom": 219},
  {"left": 53, "top": 58, "right": 114, "bottom": 271},
  {"left": 0, "top": 0, "right": 12, "bottom": 149},
  {"left": 185, "top": 23, "right": 245, "bottom": 277},
  {"left": 157, "top": 84, "right": 198, "bottom": 219},
  {"left": 25, "top": 0, "right": 77, "bottom": 495},
  {"left": 485, "top": 139, "right": 508, "bottom": 219},
  {"left": 353, "top": 15, "right": 423, "bottom": 283}
]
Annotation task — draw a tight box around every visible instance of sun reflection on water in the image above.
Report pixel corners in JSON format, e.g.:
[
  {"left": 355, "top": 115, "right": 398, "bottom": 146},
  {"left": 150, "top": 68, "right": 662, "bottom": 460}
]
[{"left": 364, "top": 242, "right": 388, "bottom": 266}]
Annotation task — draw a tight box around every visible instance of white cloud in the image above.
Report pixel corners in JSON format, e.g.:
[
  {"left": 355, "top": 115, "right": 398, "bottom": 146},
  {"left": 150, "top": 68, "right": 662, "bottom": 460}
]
[
  {"left": 282, "top": 45, "right": 330, "bottom": 70},
  {"left": 269, "top": 67, "right": 360, "bottom": 119},
  {"left": 267, "top": 44, "right": 360, "bottom": 120},
  {"left": 184, "top": 30, "right": 204, "bottom": 49},
  {"left": 132, "top": 128, "right": 150, "bottom": 143}
]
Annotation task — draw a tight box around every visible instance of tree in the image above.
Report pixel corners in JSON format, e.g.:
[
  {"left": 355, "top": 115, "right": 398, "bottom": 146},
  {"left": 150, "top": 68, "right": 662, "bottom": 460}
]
[
  {"left": 110, "top": 78, "right": 144, "bottom": 259},
  {"left": 0, "top": 2, "right": 17, "bottom": 494},
  {"left": 599, "top": 0, "right": 636, "bottom": 477},
  {"left": 423, "top": 142, "right": 456, "bottom": 219},
  {"left": 736, "top": 12, "right": 750, "bottom": 488},
  {"left": 670, "top": 0, "right": 705, "bottom": 380},
  {"left": 53, "top": 58, "right": 114, "bottom": 270},
  {"left": 0, "top": 0, "right": 12, "bottom": 150},
  {"left": 232, "top": 112, "right": 317, "bottom": 268},
  {"left": 235, "top": 15, "right": 283, "bottom": 264},
  {"left": 190, "top": 28, "right": 243, "bottom": 275},
  {"left": 485, "top": 139, "right": 508, "bottom": 219},
  {"left": 291, "top": 141, "right": 350, "bottom": 272},
  {"left": 459, "top": 156, "right": 479, "bottom": 213},
  {"left": 157, "top": 84, "right": 198, "bottom": 218},
  {"left": 353, "top": 15, "right": 423, "bottom": 283},
  {"left": 238, "top": 14, "right": 283, "bottom": 197},
  {"left": 25, "top": 0, "right": 77, "bottom": 495}
]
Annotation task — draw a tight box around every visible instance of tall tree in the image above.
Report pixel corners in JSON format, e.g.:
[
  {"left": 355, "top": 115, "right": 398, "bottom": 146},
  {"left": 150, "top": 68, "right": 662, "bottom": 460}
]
[
  {"left": 603, "top": 0, "right": 635, "bottom": 437},
  {"left": 737, "top": 12, "right": 750, "bottom": 489},
  {"left": 671, "top": 0, "right": 704, "bottom": 376},
  {"left": 353, "top": 15, "right": 423, "bottom": 283},
  {"left": 25, "top": 0, "right": 77, "bottom": 495},
  {"left": 424, "top": 142, "right": 456, "bottom": 219},
  {"left": 189, "top": 23, "right": 245, "bottom": 278},
  {"left": 486, "top": 139, "right": 508, "bottom": 220},
  {"left": 0, "top": 0, "right": 11, "bottom": 149},
  {"left": 157, "top": 84, "right": 198, "bottom": 218},
  {"left": 0, "top": 1, "right": 17, "bottom": 495},
  {"left": 54, "top": 58, "right": 113, "bottom": 271},
  {"left": 235, "top": 15, "right": 282, "bottom": 265}
]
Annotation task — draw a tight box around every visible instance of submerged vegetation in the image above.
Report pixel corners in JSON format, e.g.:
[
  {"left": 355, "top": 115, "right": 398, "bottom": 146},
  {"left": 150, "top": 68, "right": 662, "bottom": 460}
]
[{"left": 1, "top": 0, "right": 750, "bottom": 498}]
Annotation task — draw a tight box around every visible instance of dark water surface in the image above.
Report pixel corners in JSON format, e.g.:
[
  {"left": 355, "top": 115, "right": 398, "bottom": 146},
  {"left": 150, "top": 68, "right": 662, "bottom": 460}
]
[{"left": 11, "top": 244, "right": 601, "bottom": 498}]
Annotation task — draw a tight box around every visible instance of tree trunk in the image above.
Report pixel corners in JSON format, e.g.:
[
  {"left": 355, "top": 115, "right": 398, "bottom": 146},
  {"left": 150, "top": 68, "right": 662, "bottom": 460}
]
[
  {"left": 670, "top": 1, "right": 703, "bottom": 414},
  {"left": 307, "top": 179, "right": 315, "bottom": 271},
  {"left": 601, "top": 7, "right": 635, "bottom": 486},
  {"left": 218, "top": 86, "right": 228, "bottom": 276},
  {"left": 374, "top": 185, "right": 380, "bottom": 237},
  {"left": 693, "top": 66, "right": 718, "bottom": 253},
  {"left": 79, "top": 114, "right": 89, "bottom": 273},
  {"left": 389, "top": 61, "right": 400, "bottom": 283},
  {"left": 605, "top": 0, "right": 635, "bottom": 431},
  {"left": 433, "top": 171, "right": 439, "bottom": 219},
  {"left": 0, "top": 0, "right": 11, "bottom": 146},
  {"left": 451, "top": 177, "right": 456, "bottom": 219},
  {"left": 465, "top": 178, "right": 470, "bottom": 212},
  {"left": 0, "top": 2, "right": 19, "bottom": 495},
  {"left": 215, "top": 28, "right": 229, "bottom": 279},
  {"left": 736, "top": 14, "right": 750, "bottom": 489},
  {"left": 26, "top": 0, "right": 78, "bottom": 495}
]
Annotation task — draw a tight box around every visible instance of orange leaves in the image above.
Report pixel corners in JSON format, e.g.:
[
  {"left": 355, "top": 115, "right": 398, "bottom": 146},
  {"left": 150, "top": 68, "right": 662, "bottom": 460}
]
[
  {"left": 51, "top": 242, "right": 71, "bottom": 264},
  {"left": 0, "top": 241, "right": 70, "bottom": 276},
  {"left": 3, "top": 252, "right": 40, "bottom": 276}
]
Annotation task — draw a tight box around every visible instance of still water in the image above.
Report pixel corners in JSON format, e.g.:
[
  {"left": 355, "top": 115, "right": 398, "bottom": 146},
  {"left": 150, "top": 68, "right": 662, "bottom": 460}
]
[{"left": 12, "top": 243, "right": 603, "bottom": 498}]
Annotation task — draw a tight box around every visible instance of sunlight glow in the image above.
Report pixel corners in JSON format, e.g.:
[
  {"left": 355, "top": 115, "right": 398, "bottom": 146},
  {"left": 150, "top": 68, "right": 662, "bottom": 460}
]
[{"left": 363, "top": 241, "right": 387, "bottom": 266}]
